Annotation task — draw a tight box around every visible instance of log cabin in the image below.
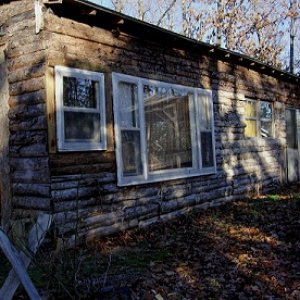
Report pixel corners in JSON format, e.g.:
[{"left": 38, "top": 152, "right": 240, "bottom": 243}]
[{"left": 0, "top": 0, "right": 299, "bottom": 246}]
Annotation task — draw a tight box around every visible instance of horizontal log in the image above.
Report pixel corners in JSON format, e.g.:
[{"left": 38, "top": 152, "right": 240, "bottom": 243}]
[
  {"left": 52, "top": 185, "right": 101, "bottom": 201},
  {"left": 160, "top": 199, "right": 178, "bottom": 213},
  {"left": 13, "top": 196, "right": 51, "bottom": 210},
  {"left": 53, "top": 198, "right": 99, "bottom": 213},
  {"left": 162, "top": 185, "right": 192, "bottom": 201},
  {"left": 61, "top": 218, "right": 138, "bottom": 247},
  {"left": 12, "top": 171, "right": 50, "bottom": 184},
  {"left": 7, "top": 39, "right": 48, "bottom": 60},
  {"left": 10, "top": 143, "right": 48, "bottom": 157},
  {"left": 9, "top": 90, "right": 46, "bottom": 107},
  {"left": 51, "top": 163, "right": 115, "bottom": 176},
  {"left": 51, "top": 173, "right": 115, "bottom": 189},
  {"left": 13, "top": 183, "right": 50, "bottom": 197},
  {"left": 1, "top": 1, "right": 34, "bottom": 19},
  {"left": 8, "top": 63, "right": 46, "bottom": 84},
  {"left": 9, "top": 76, "right": 45, "bottom": 96},
  {"left": 10, "top": 157, "right": 48, "bottom": 171},
  {"left": 192, "top": 181, "right": 228, "bottom": 194},
  {"left": 138, "top": 211, "right": 159, "bottom": 222},
  {"left": 84, "top": 211, "right": 122, "bottom": 228},
  {"left": 10, "top": 131, "right": 47, "bottom": 147},
  {"left": 123, "top": 204, "right": 159, "bottom": 221},
  {"left": 9, "top": 103, "right": 46, "bottom": 120},
  {"left": 10, "top": 116, "right": 47, "bottom": 132},
  {"left": 51, "top": 172, "right": 115, "bottom": 183},
  {"left": 50, "top": 152, "right": 115, "bottom": 166},
  {"left": 84, "top": 219, "right": 138, "bottom": 244},
  {"left": 7, "top": 51, "right": 47, "bottom": 73},
  {"left": 138, "top": 216, "right": 160, "bottom": 229},
  {"left": 114, "top": 187, "right": 160, "bottom": 202}
]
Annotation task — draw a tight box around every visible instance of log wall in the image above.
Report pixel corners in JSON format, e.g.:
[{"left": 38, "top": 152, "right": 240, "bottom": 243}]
[
  {"left": 42, "top": 11, "right": 296, "bottom": 246},
  {"left": 0, "top": 0, "right": 51, "bottom": 225},
  {"left": 2, "top": 1, "right": 299, "bottom": 245}
]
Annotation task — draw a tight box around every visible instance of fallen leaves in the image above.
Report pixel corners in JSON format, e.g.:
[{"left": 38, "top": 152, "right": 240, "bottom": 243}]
[
  {"left": 5, "top": 185, "right": 300, "bottom": 299},
  {"left": 124, "top": 187, "right": 300, "bottom": 299}
]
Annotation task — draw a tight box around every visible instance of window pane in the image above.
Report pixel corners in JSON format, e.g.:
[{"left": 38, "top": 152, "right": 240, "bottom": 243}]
[
  {"left": 260, "top": 102, "right": 272, "bottom": 119},
  {"left": 286, "top": 109, "right": 297, "bottom": 149},
  {"left": 260, "top": 102, "right": 273, "bottom": 137},
  {"left": 245, "top": 101, "right": 257, "bottom": 118},
  {"left": 245, "top": 119, "right": 257, "bottom": 137},
  {"left": 261, "top": 121, "right": 273, "bottom": 137},
  {"left": 201, "top": 132, "right": 214, "bottom": 168},
  {"left": 121, "top": 130, "right": 143, "bottom": 176},
  {"left": 63, "top": 77, "right": 98, "bottom": 108},
  {"left": 144, "top": 85, "right": 192, "bottom": 171},
  {"left": 199, "top": 94, "right": 212, "bottom": 130},
  {"left": 119, "top": 82, "right": 139, "bottom": 128},
  {"left": 64, "top": 112, "right": 101, "bottom": 141}
]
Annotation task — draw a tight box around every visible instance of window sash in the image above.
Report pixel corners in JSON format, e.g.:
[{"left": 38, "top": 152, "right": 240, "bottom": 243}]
[
  {"left": 113, "top": 73, "right": 216, "bottom": 186},
  {"left": 244, "top": 99, "right": 273, "bottom": 138},
  {"left": 55, "top": 66, "right": 106, "bottom": 151}
]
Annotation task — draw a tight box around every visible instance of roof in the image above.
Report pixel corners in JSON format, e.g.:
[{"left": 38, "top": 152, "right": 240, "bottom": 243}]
[{"left": 44, "top": 0, "right": 299, "bottom": 84}]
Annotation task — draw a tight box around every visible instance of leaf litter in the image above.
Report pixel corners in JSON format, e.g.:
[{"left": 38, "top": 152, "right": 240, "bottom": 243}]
[
  {"left": 3, "top": 184, "right": 300, "bottom": 299},
  {"left": 91, "top": 185, "right": 300, "bottom": 299}
]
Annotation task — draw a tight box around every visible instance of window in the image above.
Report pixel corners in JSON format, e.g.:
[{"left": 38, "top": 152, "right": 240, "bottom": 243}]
[
  {"left": 244, "top": 99, "right": 273, "bottom": 138},
  {"left": 55, "top": 66, "right": 106, "bottom": 151},
  {"left": 113, "top": 73, "right": 216, "bottom": 186},
  {"left": 286, "top": 109, "right": 298, "bottom": 149}
]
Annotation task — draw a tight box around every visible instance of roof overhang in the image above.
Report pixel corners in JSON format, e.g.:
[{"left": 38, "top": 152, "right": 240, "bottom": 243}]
[{"left": 44, "top": 0, "right": 300, "bottom": 84}]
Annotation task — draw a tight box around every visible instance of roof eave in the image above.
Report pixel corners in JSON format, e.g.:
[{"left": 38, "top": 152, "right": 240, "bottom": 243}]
[{"left": 44, "top": 0, "right": 300, "bottom": 84}]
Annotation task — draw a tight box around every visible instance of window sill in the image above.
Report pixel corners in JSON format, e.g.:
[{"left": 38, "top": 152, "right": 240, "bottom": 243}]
[{"left": 117, "top": 168, "right": 216, "bottom": 187}]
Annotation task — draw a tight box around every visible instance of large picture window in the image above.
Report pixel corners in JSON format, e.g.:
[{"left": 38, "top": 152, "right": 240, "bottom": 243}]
[
  {"left": 113, "top": 73, "right": 216, "bottom": 186},
  {"left": 55, "top": 66, "right": 106, "bottom": 151},
  {"left": 244, "top": 99, "right": 273, "bottom": 138}
]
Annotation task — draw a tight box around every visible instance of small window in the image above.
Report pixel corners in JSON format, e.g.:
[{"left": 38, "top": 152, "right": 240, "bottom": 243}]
[
  {"left": 245, "top": 99, "right": 273, "bottom": 138},
  {"left": 113, "top": 73, "right": 216, "bottom": 186},
  {"left": 260, "top": 101, "right": 273, "bottom": 137},
  {"left": 55, "top": 66, "right": 106, "bottom": 151}
]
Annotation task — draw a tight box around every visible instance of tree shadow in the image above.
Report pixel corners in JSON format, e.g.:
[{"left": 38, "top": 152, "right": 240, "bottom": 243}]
[{"left": 43, "top": 1, "right": 293, "bottom": 251}]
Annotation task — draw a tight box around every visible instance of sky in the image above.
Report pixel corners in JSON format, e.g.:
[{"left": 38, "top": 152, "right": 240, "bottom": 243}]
[
  {"left": 87, "top": 0, "right": 299, "bottom": 73},
  {"left": 89, "top": 0, "right": 113, "bottom": 9}
]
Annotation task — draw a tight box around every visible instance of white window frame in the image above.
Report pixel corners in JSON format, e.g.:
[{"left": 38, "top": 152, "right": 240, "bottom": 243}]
[
  {"left": 244, "top": 98, "right": 274, "bottom": 138},
  {"left": 113, "top": 73, "right": 216, "bottom": 186},
  {"left": 55, "top": 66, "right": 106, "bottom": 151}
]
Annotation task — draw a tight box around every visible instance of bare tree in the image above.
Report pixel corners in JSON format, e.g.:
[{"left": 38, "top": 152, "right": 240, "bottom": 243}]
[
  {"left": 110, "top": 0, "right": 124, "bottom": 12},
  {"left": 156, "top": 0, "right": 177, "bottom": 27},
  {"left": 105, "top": 0, "right": 299, "bottom": 71}
]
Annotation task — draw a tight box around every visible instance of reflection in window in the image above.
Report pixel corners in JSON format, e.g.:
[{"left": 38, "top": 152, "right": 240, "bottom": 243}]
[
  {"left": 244, "top": 99, "right": 273, "bottom": 138},
  {"left": 118, "top": 82, "right": 142, "bottom": 177},
  {"left": 64, "top": 112, "right": 101, "bottom": 141},
  {"left": 121, "top": 131, "right": 142, "bottom": 176},
  {"left": 113, "top": 73, "right": 216, "bottom": 186},
  {"left": 144, "top": 86, "right": 192, "bottom": 171},
  {"left": 260, "top": 101, "right": 273, "bottom": 137},
  {"left": 63, "top": 77, "right": 98, "bottom": 108},
  {"left": 245, "top": 100, "right": 258, "bottom": 137},
  {"left": 286, "top": 109, "right": 297, "bottom": 149},
  {"left": 55, "top": 66, "right": 106, "bottom": 151},
  {"left": 119, "top": 82, "right": 139, "bottom": 128}
]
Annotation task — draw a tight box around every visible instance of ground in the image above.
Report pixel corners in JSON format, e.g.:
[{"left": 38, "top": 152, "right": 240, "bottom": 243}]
[{"left": 1, "top": 185, "right": 300, "bottom": 299}]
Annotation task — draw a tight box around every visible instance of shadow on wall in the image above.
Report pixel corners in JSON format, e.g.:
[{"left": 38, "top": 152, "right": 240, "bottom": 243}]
[
  {"left": 44, "top": 12, "right": 287, "bottom": 247},
  {"left": 210, "top": 57, "right": 286, "bottom": 200}
]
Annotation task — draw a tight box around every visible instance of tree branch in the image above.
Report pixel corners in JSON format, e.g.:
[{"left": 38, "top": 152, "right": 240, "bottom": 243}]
[{"left": 156, "top": 0, "right": 177, "bottom": 27}]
